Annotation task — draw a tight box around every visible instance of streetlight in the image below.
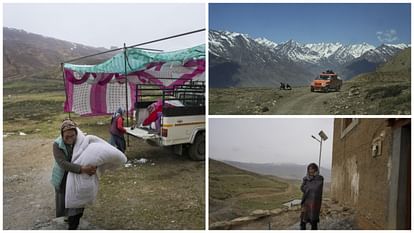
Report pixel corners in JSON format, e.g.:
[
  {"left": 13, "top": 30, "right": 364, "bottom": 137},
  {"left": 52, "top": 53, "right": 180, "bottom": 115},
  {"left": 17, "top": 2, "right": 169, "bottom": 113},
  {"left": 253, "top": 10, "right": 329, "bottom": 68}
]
[{"left": 311, "top": 130, "right": 328, "bottom": 169}]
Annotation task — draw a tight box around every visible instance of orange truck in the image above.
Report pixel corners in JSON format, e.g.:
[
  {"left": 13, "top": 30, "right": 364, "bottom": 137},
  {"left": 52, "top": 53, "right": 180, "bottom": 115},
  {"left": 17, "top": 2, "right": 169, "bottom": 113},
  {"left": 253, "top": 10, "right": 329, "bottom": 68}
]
[{"left": 310, "top": 70, "right": 342, "bottom": 92}]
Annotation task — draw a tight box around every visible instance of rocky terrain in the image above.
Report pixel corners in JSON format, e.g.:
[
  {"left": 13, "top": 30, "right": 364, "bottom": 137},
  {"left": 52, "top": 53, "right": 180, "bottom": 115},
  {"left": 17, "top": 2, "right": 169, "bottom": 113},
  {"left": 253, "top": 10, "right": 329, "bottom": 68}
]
[{"left": 211, "top": 198, "right": 356, "bottom": 230}]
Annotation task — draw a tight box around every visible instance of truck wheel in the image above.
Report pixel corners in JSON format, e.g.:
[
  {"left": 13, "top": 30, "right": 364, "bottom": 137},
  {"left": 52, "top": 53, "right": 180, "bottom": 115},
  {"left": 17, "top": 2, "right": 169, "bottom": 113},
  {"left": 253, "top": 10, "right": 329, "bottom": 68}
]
[
  {"left": 310, "top": 87, "right": 314, "bottom": 92},
  {"left": 188, "top": 132, "right": 205, "bottom": 161}
]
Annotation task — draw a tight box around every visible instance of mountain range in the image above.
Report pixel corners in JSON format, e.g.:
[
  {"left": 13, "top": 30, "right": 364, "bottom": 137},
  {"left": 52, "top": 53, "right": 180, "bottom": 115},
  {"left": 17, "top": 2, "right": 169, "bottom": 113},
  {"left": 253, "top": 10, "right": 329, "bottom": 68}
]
[
  {"left": 209, "top": 30, "right": 410, "bottom": 87},
  {"left": 3, "top": 27, "right": 113, "bottom": 81},
  {"left": 219, "top": 159, "right": 331, "bottom": 182}
]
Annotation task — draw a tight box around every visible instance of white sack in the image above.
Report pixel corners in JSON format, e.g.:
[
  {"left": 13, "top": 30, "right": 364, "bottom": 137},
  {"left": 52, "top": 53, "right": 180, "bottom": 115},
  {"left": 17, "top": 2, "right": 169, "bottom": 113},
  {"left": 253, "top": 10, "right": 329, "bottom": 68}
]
[{"left": 65, "top": 128, "right": 127, "bottom": 208}]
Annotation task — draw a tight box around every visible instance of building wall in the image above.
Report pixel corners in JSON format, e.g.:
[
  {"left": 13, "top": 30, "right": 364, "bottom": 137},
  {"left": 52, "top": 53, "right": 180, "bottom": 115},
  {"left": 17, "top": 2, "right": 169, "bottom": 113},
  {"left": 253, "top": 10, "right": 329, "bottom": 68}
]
[{"left": 331, "top": 119, "right": 393, "bottom": 229}]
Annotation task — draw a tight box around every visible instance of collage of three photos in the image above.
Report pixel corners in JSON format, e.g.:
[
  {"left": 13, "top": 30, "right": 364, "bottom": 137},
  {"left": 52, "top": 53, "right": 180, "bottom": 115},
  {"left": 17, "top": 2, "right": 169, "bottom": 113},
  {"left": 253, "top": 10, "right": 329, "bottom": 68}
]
[{"left": 2, "top": 2, "right": 411, "bottom": 230}]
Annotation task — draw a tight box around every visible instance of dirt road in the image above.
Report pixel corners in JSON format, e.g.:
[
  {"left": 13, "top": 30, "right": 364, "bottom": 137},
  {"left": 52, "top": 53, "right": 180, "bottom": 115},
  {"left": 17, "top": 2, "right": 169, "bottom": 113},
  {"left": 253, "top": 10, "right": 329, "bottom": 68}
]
[
  {"left": 209, "top": 86, "right": 339, "bottom": 115},
  {"left": 3, "top": 135, "right": 205, "bottom": 230},
  {"left": 3, "top": 137, "right": 55, "bottom": 230},
  {"left": 209, "top": 80, "right": 410, "bottom": 115},
  {"left": 270, "top": 88, "right": 338, "bottom": 114}
]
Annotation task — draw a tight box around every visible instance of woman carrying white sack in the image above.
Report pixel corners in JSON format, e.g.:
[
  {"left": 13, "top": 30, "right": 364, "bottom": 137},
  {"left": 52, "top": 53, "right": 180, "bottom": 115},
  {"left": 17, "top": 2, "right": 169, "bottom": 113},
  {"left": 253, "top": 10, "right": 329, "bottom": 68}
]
[{"left": 51, "top": 119, "right": 127, "bottom": 230}]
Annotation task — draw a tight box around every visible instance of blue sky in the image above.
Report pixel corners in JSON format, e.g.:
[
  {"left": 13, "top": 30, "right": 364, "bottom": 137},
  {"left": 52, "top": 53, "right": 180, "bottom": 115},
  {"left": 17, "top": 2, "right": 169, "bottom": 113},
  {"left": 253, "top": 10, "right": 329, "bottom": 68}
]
[{"left": 209, "top": 3, "right": 411, "bottom": 46}]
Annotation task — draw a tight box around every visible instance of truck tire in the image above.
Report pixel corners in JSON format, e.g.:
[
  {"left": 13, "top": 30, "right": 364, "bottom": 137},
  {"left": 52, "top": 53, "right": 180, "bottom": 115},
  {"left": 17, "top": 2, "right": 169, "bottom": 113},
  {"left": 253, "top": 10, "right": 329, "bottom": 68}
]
[
  {"left": 310, "top": 87, "right": 314, "bottom": 92},
  {"left": 188, "top": 132, "right": 205, "bottom": 161}
]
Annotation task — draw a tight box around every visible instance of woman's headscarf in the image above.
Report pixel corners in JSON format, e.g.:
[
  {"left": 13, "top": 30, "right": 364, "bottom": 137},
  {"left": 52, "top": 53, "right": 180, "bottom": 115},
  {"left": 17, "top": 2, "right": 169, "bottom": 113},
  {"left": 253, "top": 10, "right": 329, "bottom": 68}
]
[
  {"left": 61, "top": 118, "right": 77, "bottom": 135},
  {"left": 306, "top": 163, "right": 320, "bottom": 178}
]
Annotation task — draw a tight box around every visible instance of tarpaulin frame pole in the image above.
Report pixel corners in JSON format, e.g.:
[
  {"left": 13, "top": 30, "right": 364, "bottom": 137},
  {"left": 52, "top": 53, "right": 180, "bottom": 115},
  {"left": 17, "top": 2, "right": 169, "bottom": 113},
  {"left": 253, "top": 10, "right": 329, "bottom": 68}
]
[
  {"left": 61, "top": 63, "right": 71, "bottom": 119},
  {"left": 63, "top": 47, "right": 162, "bottom": 64},
  {"left": 62, "top": 28, "right": 204, "bottom": 64},
  {"left": 126, "top": 28, "right": 205, "bottom": 49},
  {"left": 124, "top": 43, "right": 130, "bottom": 147}
]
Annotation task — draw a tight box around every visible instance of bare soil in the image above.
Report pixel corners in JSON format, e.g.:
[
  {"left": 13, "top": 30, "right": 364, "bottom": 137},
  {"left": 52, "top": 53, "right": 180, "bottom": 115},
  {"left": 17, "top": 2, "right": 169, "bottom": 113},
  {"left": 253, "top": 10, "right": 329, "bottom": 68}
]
[{"left": 3, "top": 135, "right": 205, "bottom": 230}]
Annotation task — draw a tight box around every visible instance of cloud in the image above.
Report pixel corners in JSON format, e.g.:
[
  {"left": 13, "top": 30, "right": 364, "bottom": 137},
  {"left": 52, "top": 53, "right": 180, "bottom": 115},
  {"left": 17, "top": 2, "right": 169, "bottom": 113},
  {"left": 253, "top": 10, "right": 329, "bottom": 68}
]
[{"left": 376, "top": 29, "right": 398, "bottom": 43}]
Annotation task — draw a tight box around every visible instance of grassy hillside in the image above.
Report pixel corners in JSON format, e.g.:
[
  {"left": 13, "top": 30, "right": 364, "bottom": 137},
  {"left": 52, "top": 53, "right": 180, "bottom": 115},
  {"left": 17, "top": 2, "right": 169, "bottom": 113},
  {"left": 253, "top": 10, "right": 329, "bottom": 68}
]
[
  {"left": 209, "top": 159, "right": 302, "bottom": 223},
  {"left": 327, "top": 47, "right": 411, "bottom": 115},
  {"left": 353, "top": 48, "right": 411, "bottom": 82},
  {"left": 378, "top": 47, "right": 411, "bottom": 73},
  {"left": 2, "top": 91, "right": 112, "bottom": 139},
  {"left": 222, "top": 160, "right": 331, "bottom": 182}
]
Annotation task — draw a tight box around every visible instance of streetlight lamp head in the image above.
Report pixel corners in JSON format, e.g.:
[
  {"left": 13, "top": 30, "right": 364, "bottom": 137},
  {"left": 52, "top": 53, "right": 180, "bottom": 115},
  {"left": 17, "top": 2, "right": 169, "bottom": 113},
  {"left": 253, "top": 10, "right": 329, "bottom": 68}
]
[{"left": 319, "top": 130, "right": 328, "bottom": 141}]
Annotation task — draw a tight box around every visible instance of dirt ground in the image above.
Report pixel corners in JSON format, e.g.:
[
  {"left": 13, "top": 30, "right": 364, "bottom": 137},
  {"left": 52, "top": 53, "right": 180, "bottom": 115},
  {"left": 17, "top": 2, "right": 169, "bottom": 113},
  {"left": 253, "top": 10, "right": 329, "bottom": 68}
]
[
  {"left": 221, "top": 198, "right": 355, "bottom": 230},
  {"left": 209, "top": 86, "right": 338, "bottom": 115},
  {"left": 3, "top": 134, "right": 205, "bottom": 230},
  {"left": 209, "top": 80, "right": 410, "bottom": 115}
]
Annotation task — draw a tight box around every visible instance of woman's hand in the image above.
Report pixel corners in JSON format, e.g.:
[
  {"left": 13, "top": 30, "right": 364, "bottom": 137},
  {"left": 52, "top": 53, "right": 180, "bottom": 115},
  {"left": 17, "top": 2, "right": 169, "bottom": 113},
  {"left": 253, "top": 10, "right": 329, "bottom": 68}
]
[{"left": 80, "top": 165, "right": 97, "bottom": 176}]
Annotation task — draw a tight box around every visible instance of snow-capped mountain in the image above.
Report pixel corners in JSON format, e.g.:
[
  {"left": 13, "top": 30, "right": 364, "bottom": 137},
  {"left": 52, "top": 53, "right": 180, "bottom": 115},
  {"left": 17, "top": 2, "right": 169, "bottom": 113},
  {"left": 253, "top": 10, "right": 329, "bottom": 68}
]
[
  {"left": 328, "top": 43, "right": 376, "bottom": 65},
  {"left": 209, "top": 30, "right": 314, "bottom": 87},
  {"left": 210, "top": 30, "right": 380, "bottom": 65},
  {"left": 339, "top": 43, "right": 410, "bottom": 79},
  {"left": 304, "top": 42, "right": 343, "bottom": 57},
  {"left": 255, "top": 37, "right": 278, "bottom": 49},
  {"left": 359, "top": 43, "right": 409, "bottom": 63},
  {"left": 209, "top": 30, "right": 410, "bottom": 87}
]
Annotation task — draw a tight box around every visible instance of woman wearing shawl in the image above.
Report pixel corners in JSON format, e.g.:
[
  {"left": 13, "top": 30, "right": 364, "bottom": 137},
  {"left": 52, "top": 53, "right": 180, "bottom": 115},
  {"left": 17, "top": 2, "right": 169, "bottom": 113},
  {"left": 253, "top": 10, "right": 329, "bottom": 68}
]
[
  {"left": 300, "top": 163, "right": 324, "bottom": 230},
  {"left": 51, "top": 119, "right": 97, "bottom": 230}
]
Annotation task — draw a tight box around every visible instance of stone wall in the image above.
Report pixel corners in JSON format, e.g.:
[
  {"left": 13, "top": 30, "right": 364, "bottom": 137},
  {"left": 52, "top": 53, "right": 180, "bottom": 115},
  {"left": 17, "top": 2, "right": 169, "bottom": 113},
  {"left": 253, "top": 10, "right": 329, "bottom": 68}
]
[{"left": 331, "top": 119, "right": 393, "bottom": 229}]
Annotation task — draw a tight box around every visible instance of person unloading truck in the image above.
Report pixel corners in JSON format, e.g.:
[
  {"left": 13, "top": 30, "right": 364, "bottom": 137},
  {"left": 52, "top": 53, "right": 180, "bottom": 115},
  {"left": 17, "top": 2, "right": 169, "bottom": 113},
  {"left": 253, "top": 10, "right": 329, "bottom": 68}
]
[{"left": 109, "top": 108, "right": 127, "bottom": 153}]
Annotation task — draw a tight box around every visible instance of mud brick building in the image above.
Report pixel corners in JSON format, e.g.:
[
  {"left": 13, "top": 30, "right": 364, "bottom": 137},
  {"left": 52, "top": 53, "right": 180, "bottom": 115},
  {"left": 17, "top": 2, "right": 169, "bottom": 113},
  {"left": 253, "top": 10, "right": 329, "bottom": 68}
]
[{"left": 331, "top": 118, "right": 410, "bottom": 230}]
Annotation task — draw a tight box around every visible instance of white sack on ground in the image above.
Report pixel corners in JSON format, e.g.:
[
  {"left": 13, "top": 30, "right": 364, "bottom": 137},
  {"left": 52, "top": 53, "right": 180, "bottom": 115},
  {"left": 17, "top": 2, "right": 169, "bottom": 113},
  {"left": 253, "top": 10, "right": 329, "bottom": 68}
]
[{"left": 65, "top": 128, "right": 127, "bottom": 208}]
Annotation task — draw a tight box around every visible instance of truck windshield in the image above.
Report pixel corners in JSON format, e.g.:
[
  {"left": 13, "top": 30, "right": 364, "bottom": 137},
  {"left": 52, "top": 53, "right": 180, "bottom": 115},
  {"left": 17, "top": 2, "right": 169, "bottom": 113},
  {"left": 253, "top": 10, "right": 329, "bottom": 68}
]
[{"left": 317, "top": 75, "right": 331, "bottom": 80}]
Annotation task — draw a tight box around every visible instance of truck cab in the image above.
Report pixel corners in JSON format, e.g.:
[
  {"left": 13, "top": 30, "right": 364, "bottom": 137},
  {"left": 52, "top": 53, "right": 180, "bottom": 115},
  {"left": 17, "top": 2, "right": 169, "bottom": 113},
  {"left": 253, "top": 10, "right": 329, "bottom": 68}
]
[{"left": 310, "top": 70, "right": 342, "bottom": 92}]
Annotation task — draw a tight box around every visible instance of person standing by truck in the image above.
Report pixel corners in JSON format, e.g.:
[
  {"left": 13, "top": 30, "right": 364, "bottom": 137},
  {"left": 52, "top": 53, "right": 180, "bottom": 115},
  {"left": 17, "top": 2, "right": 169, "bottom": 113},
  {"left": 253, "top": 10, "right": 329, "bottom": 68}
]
[{"left": 109, "top": 107, "right": 127, "bottom": 153}]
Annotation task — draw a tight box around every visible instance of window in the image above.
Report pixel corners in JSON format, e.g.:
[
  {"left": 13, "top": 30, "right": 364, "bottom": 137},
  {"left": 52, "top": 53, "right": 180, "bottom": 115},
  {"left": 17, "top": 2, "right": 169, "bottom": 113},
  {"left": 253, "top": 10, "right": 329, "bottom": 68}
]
[{"left": 341, "top": 118, "right": 359, "bottom": 139}]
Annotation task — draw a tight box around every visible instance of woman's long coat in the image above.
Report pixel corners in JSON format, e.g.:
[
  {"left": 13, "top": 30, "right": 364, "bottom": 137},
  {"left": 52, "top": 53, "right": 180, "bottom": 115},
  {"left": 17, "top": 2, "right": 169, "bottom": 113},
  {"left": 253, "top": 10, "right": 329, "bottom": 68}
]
[{"left": 300, "top": 173, "right": 324, "bottom": 223}]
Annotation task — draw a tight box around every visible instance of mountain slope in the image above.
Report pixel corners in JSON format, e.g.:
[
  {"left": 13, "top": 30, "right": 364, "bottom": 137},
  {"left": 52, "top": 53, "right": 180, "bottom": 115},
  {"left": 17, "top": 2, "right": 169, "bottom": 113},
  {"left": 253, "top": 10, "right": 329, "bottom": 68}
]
[
  {"left": 209, "top": 30, "right": 314, "bottom": 87},
  {"left": 340, "top": 44, "right": 409, "bottom": 80},
  {"left": 353, "top": 47, "right": 411, "bottom": 82},
  {"left": 324, "top": 47, "right": 411, "bottom": 115},
  {"left": 209, "top": 159, "right": 302, "bottom": 225},
  {"left": 3, "top": 27, "right": 112, "bottom": 81},
  {"left": 221, "top": 160, "right": 331, "bottom": 182}
]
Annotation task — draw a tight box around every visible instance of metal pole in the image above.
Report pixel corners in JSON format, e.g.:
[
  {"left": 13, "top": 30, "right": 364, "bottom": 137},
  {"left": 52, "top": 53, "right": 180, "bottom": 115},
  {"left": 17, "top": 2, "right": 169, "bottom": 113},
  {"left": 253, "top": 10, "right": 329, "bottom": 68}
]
[
  {"left": 63, "top": 28, "right": 203, "bottom": 64},
  {"left": 319, "top": 138, "right": 322, "bottom": 169},
  {"left": 63, "top": 47, "right": 162, "bottom": 64},
  {"left": 124, "top": 43, "right": 129, "bottom": 146},
  {"left": 61, "top": 63, "right": 71, "bottom": 119},
  {"left": 127, "top": 28, "right": 205, "bottom": 49}
]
